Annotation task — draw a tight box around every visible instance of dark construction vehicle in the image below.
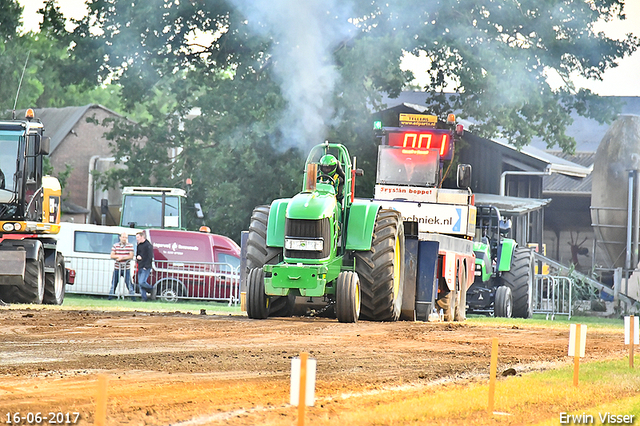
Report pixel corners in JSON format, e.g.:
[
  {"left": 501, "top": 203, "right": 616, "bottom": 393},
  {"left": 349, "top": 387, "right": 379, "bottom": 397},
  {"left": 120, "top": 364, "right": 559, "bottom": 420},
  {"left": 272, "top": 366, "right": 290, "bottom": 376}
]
[
  {"left": 0, "top": 109, "right": 73, "bottom": 305},
  {"left": 466, "top": 205, "right": 535, "bottom": 318},
  {"left": 243, "top": 112, "right": 476, "bottom": 322}
]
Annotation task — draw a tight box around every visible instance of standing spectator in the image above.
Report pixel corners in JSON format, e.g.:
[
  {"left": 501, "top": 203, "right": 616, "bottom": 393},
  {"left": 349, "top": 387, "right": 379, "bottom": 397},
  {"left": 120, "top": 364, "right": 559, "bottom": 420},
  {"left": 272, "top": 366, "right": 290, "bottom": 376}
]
[
  {"left": 136, "top": 231, "right": 155, "bottom": 301},
  {"left": 109, "top": 232, "right": 135, "bottom": 300}
]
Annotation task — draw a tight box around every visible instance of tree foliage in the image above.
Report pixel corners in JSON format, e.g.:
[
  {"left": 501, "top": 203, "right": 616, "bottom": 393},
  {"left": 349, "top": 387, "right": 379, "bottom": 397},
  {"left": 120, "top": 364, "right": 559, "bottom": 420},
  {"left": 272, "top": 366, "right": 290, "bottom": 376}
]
[
  {"left": 0, "top": 0, "right": 123, "bottom": 115},
  {"left": 59, "top": 0, "right": 638, "bottom": 239}
]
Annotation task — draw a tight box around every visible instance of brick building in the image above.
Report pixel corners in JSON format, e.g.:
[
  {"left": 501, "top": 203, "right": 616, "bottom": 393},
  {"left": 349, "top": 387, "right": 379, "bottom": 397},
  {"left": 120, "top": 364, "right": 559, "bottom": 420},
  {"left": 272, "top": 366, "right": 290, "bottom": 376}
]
[{"left": 32, "top": 105, "right": 132, "bottom": 224}]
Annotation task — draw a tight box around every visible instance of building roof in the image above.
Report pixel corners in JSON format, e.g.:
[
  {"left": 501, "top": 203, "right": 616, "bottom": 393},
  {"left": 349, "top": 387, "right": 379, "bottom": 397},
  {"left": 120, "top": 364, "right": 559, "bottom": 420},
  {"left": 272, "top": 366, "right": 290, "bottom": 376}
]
[
  {"left": 492, "top": 138, "right": 591, "bottom": 178},
  {"left": 529, "top": 97, "right": 640, "bottom": 152},
  {"left": 542, "top": 152, "right": 595, "bottom": 195},
  {"left": 474, "top": 193, "right": 552, "bottom": 215},
  {"left": 24, "top": 105, "right": 125, "bottom": 154}
]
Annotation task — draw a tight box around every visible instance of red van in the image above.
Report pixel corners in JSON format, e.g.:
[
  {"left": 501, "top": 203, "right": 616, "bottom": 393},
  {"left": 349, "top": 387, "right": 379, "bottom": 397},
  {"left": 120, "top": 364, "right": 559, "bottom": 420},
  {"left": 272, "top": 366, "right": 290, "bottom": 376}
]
[{"left": 143, "top": 229, "right": 241, "bottom": 303}]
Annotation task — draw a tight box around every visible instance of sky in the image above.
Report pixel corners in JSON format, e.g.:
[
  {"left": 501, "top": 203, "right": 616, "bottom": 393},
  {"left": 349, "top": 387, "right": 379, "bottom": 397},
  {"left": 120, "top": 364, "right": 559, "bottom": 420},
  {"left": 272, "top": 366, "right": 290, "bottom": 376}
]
[{"left": 17, "top": 0, "right": 640, "bottom": 97}]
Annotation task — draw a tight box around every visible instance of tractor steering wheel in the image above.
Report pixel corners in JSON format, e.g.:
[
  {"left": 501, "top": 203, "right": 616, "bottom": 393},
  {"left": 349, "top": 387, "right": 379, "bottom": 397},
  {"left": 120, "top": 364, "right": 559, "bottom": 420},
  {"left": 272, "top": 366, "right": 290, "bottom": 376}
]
[{"left": 318, "top": 173, "right": 336, "bottom": 186}]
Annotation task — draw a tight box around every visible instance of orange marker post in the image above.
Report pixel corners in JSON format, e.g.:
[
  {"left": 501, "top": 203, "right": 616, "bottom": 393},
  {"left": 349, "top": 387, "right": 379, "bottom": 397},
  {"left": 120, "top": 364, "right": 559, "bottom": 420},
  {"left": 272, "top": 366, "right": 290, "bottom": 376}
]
[
  {"left": 298, "top": 352, "right": 308, "bottom": 426},
  {"left": 488, "top": 338, "right": 498, "bottom": 414},
  {"left": 94, "top": 375, "right": 107, "bottom": 426}
]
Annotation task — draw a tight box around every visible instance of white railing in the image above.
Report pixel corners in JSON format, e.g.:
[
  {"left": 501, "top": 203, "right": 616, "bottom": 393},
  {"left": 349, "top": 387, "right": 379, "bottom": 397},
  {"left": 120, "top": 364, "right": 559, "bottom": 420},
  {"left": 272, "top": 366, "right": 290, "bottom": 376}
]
[
  {"left": 533, "top": 274, "right": 573, "bottom": 320},
  {"left": 151, "top": 260, "right": 240, "bottom": 305},
  {"left": 65, "top": 256, "right": 240, "bottom": 305}
]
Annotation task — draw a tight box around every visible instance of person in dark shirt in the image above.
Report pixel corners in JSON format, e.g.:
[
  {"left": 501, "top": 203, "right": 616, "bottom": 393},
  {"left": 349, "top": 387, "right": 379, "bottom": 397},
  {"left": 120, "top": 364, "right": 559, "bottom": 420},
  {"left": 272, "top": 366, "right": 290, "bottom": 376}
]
[{"left": 135, "top": 231, "right": 155, "bottom": 301}]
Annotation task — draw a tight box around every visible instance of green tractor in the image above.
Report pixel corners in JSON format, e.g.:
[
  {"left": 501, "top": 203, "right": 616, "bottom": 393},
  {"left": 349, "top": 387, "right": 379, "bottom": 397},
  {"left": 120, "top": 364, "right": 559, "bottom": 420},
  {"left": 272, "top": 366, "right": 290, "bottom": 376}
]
[
  {"left": 245, "top": 142, "right": 405, "bottom": 322},
  {"left": 466, "top": 205, "right": 535, "bottom": 318}
]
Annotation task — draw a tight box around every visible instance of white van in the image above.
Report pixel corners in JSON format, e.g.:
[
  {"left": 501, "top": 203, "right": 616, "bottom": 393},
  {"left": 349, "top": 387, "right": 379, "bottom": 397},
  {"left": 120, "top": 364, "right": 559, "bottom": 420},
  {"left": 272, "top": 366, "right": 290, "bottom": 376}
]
[{"left": 55, "top": 223, "right": 140, "bottom": 297}]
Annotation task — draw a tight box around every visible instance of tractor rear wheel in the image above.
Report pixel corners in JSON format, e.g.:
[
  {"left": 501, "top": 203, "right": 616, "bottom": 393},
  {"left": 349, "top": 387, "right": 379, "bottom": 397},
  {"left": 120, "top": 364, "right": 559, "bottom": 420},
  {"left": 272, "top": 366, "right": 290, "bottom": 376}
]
[
  {"left": 247, "top": 268, "right": 269, "bottom": 319},
  {"left": 43, "top": 254, "right": 65, "bottom": 305},
  {"left": 336, "top": 271, "right": 361, "bottom": 323},
  {"left": 501, "top": 247, "right": 534, "bottom": 318},
  {"left": 494, "top": 285, "right": 513, "bottom": 318},
  {"left": 246, "top": 205, "right": 295, "bottom": 317},
  {"left": 355, "top": 209, "right": 404, "bottom": 321}
]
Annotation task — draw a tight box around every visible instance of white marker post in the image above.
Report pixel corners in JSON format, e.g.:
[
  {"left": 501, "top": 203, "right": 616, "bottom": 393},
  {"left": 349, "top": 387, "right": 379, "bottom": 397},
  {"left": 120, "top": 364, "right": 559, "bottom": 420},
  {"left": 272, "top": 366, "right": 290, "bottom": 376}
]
[
  {"left": 568, "top": 324, "right": 587, "bottom": 387},
  {"left": 624, "top": 315, "right": 639, "bottom": 368},
  {"left": 291, "top": 352, "right": 316, "bottom": 426}
]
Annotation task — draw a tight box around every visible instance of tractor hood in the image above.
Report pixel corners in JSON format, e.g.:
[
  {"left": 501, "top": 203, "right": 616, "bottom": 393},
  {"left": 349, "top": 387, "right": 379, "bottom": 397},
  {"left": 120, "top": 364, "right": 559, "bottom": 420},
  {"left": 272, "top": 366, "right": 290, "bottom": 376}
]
[{"left": 286, "top": 189, "right": 337, "bottom": 220}]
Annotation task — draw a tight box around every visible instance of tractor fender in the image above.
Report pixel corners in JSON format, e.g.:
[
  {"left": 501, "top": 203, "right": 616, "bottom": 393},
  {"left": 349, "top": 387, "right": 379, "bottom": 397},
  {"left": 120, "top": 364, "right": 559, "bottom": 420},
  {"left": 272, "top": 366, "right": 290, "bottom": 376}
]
[
  {"left": 0, "top": 238, "right": 43, "bottom": 260},
  {"left": 473, "top": 241, "right": 492, "bottom": 282},
  {"left": 345, "top": 200, "right": 381, "bottom": 251},
  {"left": 266, "top": 199, "right": 290, "bottom": 247},
  {"left": 497, "top": 239, "right": 516, "bottom": 272}
]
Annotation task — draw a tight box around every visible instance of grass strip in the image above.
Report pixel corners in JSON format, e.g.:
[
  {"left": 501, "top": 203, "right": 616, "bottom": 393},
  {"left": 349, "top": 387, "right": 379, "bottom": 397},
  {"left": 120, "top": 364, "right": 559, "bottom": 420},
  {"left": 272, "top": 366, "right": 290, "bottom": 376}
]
[{"left": 302, "top": 358, "right": 640, "bottom": 425}]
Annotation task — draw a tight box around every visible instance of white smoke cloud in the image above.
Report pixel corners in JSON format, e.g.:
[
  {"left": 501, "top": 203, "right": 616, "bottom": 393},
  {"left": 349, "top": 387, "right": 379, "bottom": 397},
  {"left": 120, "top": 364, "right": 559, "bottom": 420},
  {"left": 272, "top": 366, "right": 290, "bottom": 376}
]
[{"left": 229, "top": 0, "right": 355, "bottom": 150}]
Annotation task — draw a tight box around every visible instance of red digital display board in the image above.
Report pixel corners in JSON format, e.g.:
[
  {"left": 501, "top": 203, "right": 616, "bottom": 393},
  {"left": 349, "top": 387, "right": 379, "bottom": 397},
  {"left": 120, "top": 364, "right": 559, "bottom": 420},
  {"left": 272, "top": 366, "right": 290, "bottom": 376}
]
[{"left": 387, "top": 129, "right": 453, "bottom": 160}]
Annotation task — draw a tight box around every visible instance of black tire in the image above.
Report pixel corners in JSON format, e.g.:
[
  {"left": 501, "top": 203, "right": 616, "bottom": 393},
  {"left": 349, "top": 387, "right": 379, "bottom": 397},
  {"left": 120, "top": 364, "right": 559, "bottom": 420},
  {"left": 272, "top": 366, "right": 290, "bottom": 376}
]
[
  {"left": 43, "top": 255, "right": 65, "bottom": 305},
  {"left": 6, "top": 248, "right": 45, "bottom": 304},
  {"left": 494, "top": 285, "right": 513, "bottom": 318},
  {"left": 336, "top": 271, "right": 361, "bottom": 323},
  {"left": 355, "top": 209, "right": 405, "bottom": 321},
  {"left": 246, "top": 205, "right": 282, "bottom": 268},
  {"left": 246, "top": 205, "right": 293, "bottom": 317},
  {"left": 268, "top": 294, "right": 297, "bottom": 317},
  {"left": 247, "top": 268, "right": 269, "bottom": 319},
  {"left": 454, "top": 262, "right": 468, "bottom": 322},
  {"left": 500, "top": 247, "right": 534, "bottom": 318}
]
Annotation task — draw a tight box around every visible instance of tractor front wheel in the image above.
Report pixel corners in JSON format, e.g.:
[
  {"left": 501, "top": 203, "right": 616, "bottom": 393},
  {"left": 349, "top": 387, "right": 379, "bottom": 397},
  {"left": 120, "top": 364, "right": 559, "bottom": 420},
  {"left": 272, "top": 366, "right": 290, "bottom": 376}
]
[
  {"left": 247, "top": 268, "right": 269, "bottom": 319},
  {"left": 246, "top": 205, "right": 293, "bottom": 317},
  {"left": 355, "top": 209, "right": 405, "bottom": 322},
  {"left": 494, "top": 285, "right": 513, "bottom": 318},
  {"left": 336, "top": 271, "right": 361, "bottom": 323}
]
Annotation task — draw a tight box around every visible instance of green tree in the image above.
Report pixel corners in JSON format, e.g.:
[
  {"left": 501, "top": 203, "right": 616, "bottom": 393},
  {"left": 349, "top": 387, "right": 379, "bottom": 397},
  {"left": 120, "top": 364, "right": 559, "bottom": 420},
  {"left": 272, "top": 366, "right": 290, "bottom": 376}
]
[
  {"left": 68, "top": 0, "right": 638, "bottom": 240},
  {"left": 0, "top": 0, "right": 124, "bottom": 115}
]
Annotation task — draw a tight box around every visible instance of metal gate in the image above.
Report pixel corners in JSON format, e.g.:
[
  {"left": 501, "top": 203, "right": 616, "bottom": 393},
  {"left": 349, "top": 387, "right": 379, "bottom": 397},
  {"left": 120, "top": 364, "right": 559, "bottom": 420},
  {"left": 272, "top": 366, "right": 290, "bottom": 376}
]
[
  {"left": 533, "top": 274, "right": 573, "bottom": 320},
  {"left": 65, "top": 256, "right": 240, "bottom": 305}
]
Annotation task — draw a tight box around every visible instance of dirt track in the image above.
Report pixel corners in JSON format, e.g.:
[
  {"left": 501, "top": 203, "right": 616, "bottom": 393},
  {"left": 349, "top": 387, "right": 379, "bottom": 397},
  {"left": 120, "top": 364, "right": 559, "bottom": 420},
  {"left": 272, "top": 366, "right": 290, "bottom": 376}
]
[{"left": 0, "top": 306, "right": 626, "bottom": 425}]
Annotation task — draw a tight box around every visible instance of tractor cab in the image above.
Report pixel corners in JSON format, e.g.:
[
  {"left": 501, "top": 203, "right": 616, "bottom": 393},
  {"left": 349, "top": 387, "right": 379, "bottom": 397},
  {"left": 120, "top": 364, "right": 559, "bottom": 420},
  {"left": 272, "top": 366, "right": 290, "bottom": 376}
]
[
  {"left": 301, "top": 142, "right": 362, "bottom": 208},
  {"left": 474, "top": 205, "right": 514, "bottom": 276}
]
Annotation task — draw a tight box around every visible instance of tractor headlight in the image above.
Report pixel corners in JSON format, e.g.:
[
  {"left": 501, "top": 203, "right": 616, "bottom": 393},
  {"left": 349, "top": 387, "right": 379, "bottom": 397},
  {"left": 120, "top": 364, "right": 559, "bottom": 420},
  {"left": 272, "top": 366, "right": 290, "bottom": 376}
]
[
  {"left": 2, "top": 223, "right": 15, "bottom": 231},
  {"left": 285, "top": 238, "right": 324, "bottom": 251}
]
